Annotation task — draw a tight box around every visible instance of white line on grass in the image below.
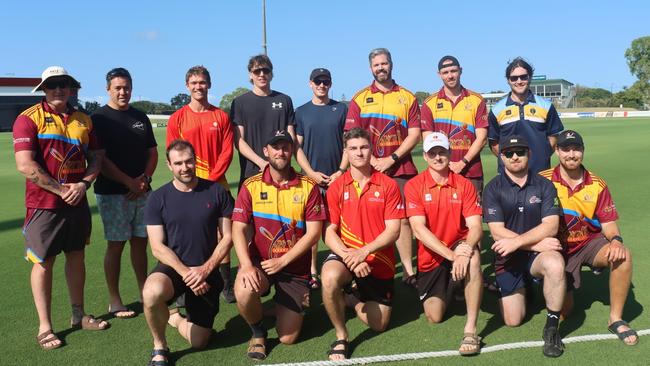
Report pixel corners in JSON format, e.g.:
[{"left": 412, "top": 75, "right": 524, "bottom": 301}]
[{"left": 265, "top": 329, "right": 650, "bottom": 366}]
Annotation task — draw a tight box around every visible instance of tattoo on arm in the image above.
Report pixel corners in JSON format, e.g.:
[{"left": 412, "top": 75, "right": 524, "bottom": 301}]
[{"left": 85, "top": 150, "right": 102, "bottom": 178}]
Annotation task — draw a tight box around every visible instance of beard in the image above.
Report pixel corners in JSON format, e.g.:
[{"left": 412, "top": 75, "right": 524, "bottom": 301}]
[{"left": 268, "top": 157, "right": 290, "bottom": 172}]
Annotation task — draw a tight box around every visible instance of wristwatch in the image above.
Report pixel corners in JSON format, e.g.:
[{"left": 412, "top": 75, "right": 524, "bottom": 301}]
[
  {"left": 462, "top": 157, "right": 470, "bottom": 164},
  {"left": 391, "top": 153, "right": 399, "bottom": 162},
  {"left": 143, "top": 175, "right": 152, "bottom": 184},
  {"left": 81, "top": 179, "right": 92, "bottom": 190},
  {"left": 611, "top": 235, "right": 623, "bottom": 243}
]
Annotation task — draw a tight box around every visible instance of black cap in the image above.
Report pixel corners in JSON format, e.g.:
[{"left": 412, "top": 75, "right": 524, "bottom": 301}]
[
  {"left": 309, "top": 68, "right": 331, "bottom": 81},
  {"left": 499, "top": 135, "right": 529, "bottom": 152},
  {"left": 556, "top": 130, "right": 584, "bottom": 148},
  {"left": 438, "top": 55, "right": 460, "bottom": 70},
  {"left": 266, "top": 130, "right": 293, "bottom": 146}
]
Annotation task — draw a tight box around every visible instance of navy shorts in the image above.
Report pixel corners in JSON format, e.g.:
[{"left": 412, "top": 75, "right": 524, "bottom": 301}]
[{"left": 495, "top": 252, "right": 540, "bottom": 297}]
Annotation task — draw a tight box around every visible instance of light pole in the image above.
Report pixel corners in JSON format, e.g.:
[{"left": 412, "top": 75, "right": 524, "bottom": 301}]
[{"left": 262, "top": 0, "right": 267, "bottom": 55}]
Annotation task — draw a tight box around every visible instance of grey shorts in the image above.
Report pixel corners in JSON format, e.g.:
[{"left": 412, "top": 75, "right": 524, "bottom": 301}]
[
  {"left": 96, "top": 193, "right": 148, "bottom": 241},
  {"left": 565, "top": 234, "right": 609, "bottom": 290}
]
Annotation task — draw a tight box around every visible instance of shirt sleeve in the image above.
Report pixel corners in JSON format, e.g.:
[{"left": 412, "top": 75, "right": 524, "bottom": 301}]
[
  {"left": 404, "top": 178, "right": 425, "bottom": 217},
  {"left": 461, "top": 178, "right": 482, "bottom": 218},
  {"left": 143, "top": 114, "right": 158, "bottom": 148},
  {"left": 482, "top": 181, "right": 504, "bottom": 223},
  {"left": 326, "top": 180, "right": 342, "bottom": 227},
  {"left": 232, "top": 184, "right": 253, "bottom": 223},
  {"left": 487, "top": 110, "right": 500, "bottom": 142},
  {"left": 229, "top": 97, "right": 244, "bottom": 126},
  {"left": 144, "top": 191, "right": 163, "bottom": 225},
  {"left": 541, "top": 179, "right": 562, "bottom": 218},
  {"left": 420, "top": 101, "right": 434, "bottom": 132},
  {"left": 285, "top": 95, "right": 295, "bottom": 126},
  {"left": 216, "top": 185, "right": 235, "bottom": 218},
  {"left": 383, "top": 178, "right": 406, "bottom": 220},
  {"left": 209, "top": 111, "right": 234, "bottom": 182},
  {"left": 13, "top": 115, "right": 39, "bottom": 152},
  {"left": 166, "top": 111, "right": 181, "bottom": 147},
  {"left": 595, "top": 184, "right": 619, "bottom": 223},
  {"left": 304, "top": 184, "right": 327, "bottom": 222},
  {"left": 475, "top": 98, "right": 489, "bottom": 129},
  {"left": 407, "top": 97, "right": 421, "bottom": 129},
  {"left": 87, "top": 124, "right": 102, "bottom": 150},
  {"left": 344, "top": 99, "right": 361, "bottom": 131},
  {"left": 546, "top": 104, "right": 564, "bottom": 136},
  {"left": 295, "top": 108, "right": 304, "bottom": 137}
]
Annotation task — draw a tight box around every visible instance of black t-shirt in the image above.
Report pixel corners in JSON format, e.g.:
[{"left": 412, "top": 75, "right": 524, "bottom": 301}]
[
  {"left": 230, "top": 91, "right": 295, "bottom": 181},
  {"left": 92, "top": 105, "right": 157, "bottom": 194},
  {"left": 144, "top": 179, "right": 234, "bottom": 266}
]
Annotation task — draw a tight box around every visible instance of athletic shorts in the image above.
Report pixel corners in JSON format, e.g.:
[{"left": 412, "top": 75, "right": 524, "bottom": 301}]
[
  {"left": 96, "top": 193, "right": 148, "bottom": 241},
  {"left": 565, "top": 234, "right": 609, "bottom": 290},
  {"left": 416, "top": 261, "right": 459, "bottom": 303},
  {"left": 393, "top": 175, "right": 416, "bottom": 202},
  {"left": 151, "top": 263, "right": 223, "bottom": 329},
  {"left": 23, "top": 203, "right": 91, "bottom": 263},
  {"left": 254, "top": 262, "right": 311, "bottom": 314},
  {"left": 324, "top": 253, "right": 394, "bottom": 306},
  {"left": 495, "top": 252, "right": 540, "bottom": 297}
]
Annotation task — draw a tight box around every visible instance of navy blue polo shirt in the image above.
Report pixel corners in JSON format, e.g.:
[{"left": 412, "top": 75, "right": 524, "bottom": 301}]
[
  {"left": 483, "top": 171, "right": 561, "bottom": 269},
  {"left": 488, "top": 92, "right": 563, "bottom": 174}
]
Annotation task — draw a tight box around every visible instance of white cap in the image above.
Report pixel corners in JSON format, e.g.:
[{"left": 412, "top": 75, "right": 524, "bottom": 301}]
[
  {"left": 32, "top": 66, "right": 81, "bottom": 93},
  {"left": 423, "top": 132, "right": 449, "bottom": 152}
]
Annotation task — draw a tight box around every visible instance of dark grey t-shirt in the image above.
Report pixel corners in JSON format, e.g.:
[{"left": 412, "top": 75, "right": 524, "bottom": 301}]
[{"left": 230, "top": 91, "right": 295, "bottom": 182}]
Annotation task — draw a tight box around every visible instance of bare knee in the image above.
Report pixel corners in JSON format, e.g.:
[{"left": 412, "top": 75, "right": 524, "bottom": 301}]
[
  {"left": 503, "top": 315, "right": 523, "bottom": 327},
  {"left": 368, "top": 320, "right": 389, "bottom": 332},
  {"left": 142, "top": 280, "right": 166, "bottom": 307},
  {"left": 278, "top": 333, "right": 299, "bottom": 345},
  {"left": 425, "top": 312, "right": 444, "bottom": 324}
]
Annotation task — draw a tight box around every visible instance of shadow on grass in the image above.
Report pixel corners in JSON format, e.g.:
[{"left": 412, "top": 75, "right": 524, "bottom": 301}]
[{"left": 0, "top": 205, "right": 100, "bottom": 234}]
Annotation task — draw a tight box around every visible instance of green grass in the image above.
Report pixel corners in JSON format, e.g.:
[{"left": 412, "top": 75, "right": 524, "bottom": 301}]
[{"left": 1, "top": 118, "right": 649, "bottom": 365}]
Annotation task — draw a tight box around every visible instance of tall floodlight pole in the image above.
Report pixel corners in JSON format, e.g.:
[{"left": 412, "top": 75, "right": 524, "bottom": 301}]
[{"left": 262, "top": 0, "right": 268, "bottom": 55}]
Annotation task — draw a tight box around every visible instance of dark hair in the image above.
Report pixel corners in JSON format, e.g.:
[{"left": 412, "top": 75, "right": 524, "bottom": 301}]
[
  {"left": 343, "top": 127, "right": 371, "bottom": 147},
  {"left": 505, "top": 57, "right": 534, "bottom": 78},
  {"left": 166, "top": 139, "right": 195, "bottom": 161},
  {"left": 247, "top": 54, "right": 273, "bottom": 72},
  {"left": 106, "top": 67, "right": 132, "bottom": 87},
  {"left": 185, "top": 65, "right": 211, "bottom": 86},
  {"left": 368, "top": 48, "right": 392, "bottom": 66}
]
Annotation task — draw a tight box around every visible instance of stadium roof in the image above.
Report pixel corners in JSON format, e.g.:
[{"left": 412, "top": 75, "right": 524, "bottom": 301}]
[{"left": 530, "top": 78, "right": 574, "bottom": 86}]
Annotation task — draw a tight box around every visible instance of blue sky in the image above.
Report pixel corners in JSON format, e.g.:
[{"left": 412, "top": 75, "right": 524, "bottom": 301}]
[{"left": 2, "top": 1, "right": 647, "bottom": 106}]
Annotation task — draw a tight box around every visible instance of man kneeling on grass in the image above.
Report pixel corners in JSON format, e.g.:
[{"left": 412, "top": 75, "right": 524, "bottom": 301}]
[
  {"left": 541, "top": 130, "right": 637, "bottom": 346},
  {"left": 142, "top": 140, "right": 234, "bottom": 366},
  {"left": 321, "top": 128, "right": 403, "bottom": 360},
  {"left": 405, "top": 133, "right": 484, "bottom": 355}
]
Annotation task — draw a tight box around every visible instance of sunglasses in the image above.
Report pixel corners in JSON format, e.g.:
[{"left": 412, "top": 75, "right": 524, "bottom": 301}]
[
  {"left": 313, "top": 78, "right": 331, "bottom": 86},
  {"left": 508, "top": 74, "right": 529, "bottom": 82},
  {"left": 251, "top": 67, "right": 272, "bottom": 76},
  {"left": 502, "top": 149, "right": 528, "bottom": 158},
  {"left": 43, "top": 80, "right": 71, "bottom": 90}
]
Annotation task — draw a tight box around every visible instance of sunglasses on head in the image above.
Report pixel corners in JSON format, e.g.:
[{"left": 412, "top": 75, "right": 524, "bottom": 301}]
[
  {"left": 43, "top": 79, "right": 70, "bottom": 90},
  {"left": 508, "top": 74, "right": 529, "bottom": 82},
  {"left": 251, "top": 67, "right": 272, "bottom": 76},
  {"left": 502, "top": 149, "right": 528, "bottom": 158},
  {"left": 313, "top": 78, "right": 331, "bottom": 86}
]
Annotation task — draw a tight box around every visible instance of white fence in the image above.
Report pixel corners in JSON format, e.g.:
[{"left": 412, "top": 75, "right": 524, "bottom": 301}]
[{"left": 559, "top": 111, "right": 650, "bottom": 119}]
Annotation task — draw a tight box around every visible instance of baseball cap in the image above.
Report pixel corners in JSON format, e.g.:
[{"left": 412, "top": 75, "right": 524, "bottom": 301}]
[
  {"left": 556, "top": 130, "right": 584, "bottom": 148},
  {"left": 32, "top": 66, "right": 81, "bottom": 93},
  {"left": 499, "top": 135, "right": 529, "bottom": 152},
  {"left": 309, "top": 68, "right": 331, "bottom": 81},
  {"left": 266, "top": 130, "right": 293, "bottom": 146},
  {"left": 438, "top": 55, "right": 460, "bottom": 71},
  {"left": 423, "top": 132, "right": 450, "bottom": 152}
]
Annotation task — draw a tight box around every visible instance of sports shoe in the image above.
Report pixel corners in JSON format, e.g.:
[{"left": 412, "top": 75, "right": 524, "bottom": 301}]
[
  {"left": 221, "top": 285, "right": 236, "bottom": 303},
  {"left": 542, "top": 326, "right": 564, "bottom": 357}
]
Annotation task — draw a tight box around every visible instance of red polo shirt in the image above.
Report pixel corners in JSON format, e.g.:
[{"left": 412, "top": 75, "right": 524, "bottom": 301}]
[
  {"left": 405, "top": 170, "right": 481, "bottom": 272},
  {"left": 326, "top": 169, "right": 404, "bottom": 279}
]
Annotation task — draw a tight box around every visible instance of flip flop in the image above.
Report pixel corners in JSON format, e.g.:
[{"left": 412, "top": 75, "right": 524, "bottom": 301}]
[
  {"left": 36, "top": 330, "right": 62, "bottom": 350},
  {"left": 71, "top": 314, "right": 109, "bottom": 331},
  {"left": 109, "top": 306, "right": 136, "bottom": 319}
]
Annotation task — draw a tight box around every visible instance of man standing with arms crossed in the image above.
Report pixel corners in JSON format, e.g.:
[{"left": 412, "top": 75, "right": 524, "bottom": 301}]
[
  {"left": 540, "top": 130, "right": 637, "bottom": 345},
  {"left": 142, "top": 140, "right": 234, "bottom": 365},
  {"left": 14, "top": 66, "right": 108, "bottom": 350},
  {"left": 405, "top": 132, "right": 483, "bottom": 355},
  {"left": 167, "top": 65, "right": 235, "bottom": 302},
  {"left": 295, "top": 67, "right": 348, "bottom": 289},
  {"left": 483, "top": 135, "right": 566, "bottom": 357},
  {"left": 93, "top": 67, "right": 158, "bottom": 318},
  {"left": 345, "top": 48, "right": 421, "bottom": 286},
  {"left": 321, "top": 128, "right": 403, "bottom": 360},
  {"left": 421, "top": 55, "right": 488, "bottom": 198}
]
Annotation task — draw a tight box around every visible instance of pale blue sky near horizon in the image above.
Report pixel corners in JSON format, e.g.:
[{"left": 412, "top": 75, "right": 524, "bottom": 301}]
[{"left": 2, "top": 1, "right": 647, "bottom": 107}]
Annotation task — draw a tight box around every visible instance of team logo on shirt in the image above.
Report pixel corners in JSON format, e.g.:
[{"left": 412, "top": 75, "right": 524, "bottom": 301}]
[
  {"left": 506, "top": 110, "right": 512, "bottom": 116},
  {"left": 366, "top": 97, "right": 374, "bottom": 103},
  {"left": 398, "top": 97, "right": 407, "bottom": 105},
  {"left": 344, "top": 191, "right": 349, "bottom": 200},
  {"left": 464, "top": 102, "right": 473, "bottom": 111},
  {"left": 374, "top": 191, "right": 380, "bottom": 197},
  {"left": 313, "top": 204, "right": 322, "bottom": 214},
  {"left": 260, "top": 192, "right": 268, "bottom": 200},
  {"left": 518, "top": 206, "right": 524, "bottom": 212},
  {"left": 530, "top": 108, "right": 536, "bottom": 115},
  {"left": 529, "top": 195, "right": 542, "bottom": 204},
  {"left": 369, "top": 191, "right": 384, "bottom": 203},
  {"left": 332, "top": 106, "right": 337, "bottom": 112},
  {"left": 425, "top": 193, "right": 432, "bottom": 202},
  {"left": 437, "top": 103, "right": 444, "bottom": 109},
  {"left": 293, "top": 192, "right": 304, "bottom": 203},
  {"left": 272, "top": 102, "right": 283, "bottom": 110},
  {"left": 45, "top": 116, "right": 55, "bottom": 124},
  {"left": 583, "top": 193, "right": 594, "bottom": 202},
  {"left": 132, "top": 121, "right": 144, "bottom": 130}
]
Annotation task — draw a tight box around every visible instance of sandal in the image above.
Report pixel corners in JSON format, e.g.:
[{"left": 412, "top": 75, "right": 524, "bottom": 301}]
[
  {"left": 247, "top": 337, "right": 266, "bottom": 360},
  {"left": 608, "top": 320, "right": 639, "bottom": 346},
  {"left": 71, "top": 314, "right": 109, "bottom": 331},
  {"left": 109, "top": 305, "right": 136, "bottom": 319},
  {"left": 327, "top": 339, "right": 350, "bottom": 360},
  {"left": 309, "top": 273, "right": 321, "bottom": 290},
  {"left": 458, "top": 332, "right": 481, "bottom": 356},
  {"left": 36, "top": 330, "right": 62, "bottom": 350},
  {"left": 147, "top": 347, "right": 169, "bottom": 366}
]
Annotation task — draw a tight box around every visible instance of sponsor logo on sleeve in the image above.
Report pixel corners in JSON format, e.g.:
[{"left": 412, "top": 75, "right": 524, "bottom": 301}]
[
  {"left": 487, "top": 208, "right": 497, "bottom": 215},
  {"left": 233, "top": 207, "right": 244, "bottom": 214},
  {"left": 13, "top": 137, "right": 30, "bottom": 144}
]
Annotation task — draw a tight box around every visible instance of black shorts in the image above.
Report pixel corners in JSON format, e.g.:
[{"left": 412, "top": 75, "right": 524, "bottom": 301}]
[
  {"left": 565, "top": 234, "right": 609, "bottom": 290},
  {"left": 252, "top": 261, "right": 310, "bottom": 314},
  {"left": 495, "top": 252, "right": 539, "bottom": 297},
  {"left": 325, "top": 253, "right": 394, "bottom": 306},
  {"left": 151, "top": 263, "right": 223, "bottom": 328},
  {"left": 416, "top": 261, "right": 458, "bottom": 303},
  {"left": 23, "top": 203, "right": 91, "bottom": 263}
]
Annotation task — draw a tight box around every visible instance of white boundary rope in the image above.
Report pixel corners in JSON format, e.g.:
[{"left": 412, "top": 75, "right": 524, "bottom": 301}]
[{"left": 265, "top": 329, "right": 650, "bottom": 366}]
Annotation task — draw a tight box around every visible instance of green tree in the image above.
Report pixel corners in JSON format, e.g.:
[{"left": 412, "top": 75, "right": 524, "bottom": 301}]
[
  {"left": 84, "top": 101, "right": 100, "bottom": 114},
  {"left": 131, "top": 100, "right": 174, "bottom": 114},
  {"left": 219, "top": 87, "right": 250, "bottom": 114},
  {"left": 170, "top": 93, "right": 190, "bottom": 110},
  {"left": 625, "top": 36, "right": 650, "bottom": 82},
  {"left": 415, "top": 91, "right": 429, "bottom": 105},
  {"left": 611, "top": 82, "right": 647, "bottom": 109}
]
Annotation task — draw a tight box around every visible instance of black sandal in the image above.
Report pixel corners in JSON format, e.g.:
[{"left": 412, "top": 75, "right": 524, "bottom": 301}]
[
  {"left": 608, "top": 320, "right": 639, "bottom": 346},
  {"left": 148, "top": 348, "right": 170, "bottom": 366},
  {"left": 327, "top": 339, "right": 350, "bottom": 359}
]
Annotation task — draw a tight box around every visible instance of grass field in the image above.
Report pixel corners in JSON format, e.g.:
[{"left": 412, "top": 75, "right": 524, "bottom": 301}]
[{"left": 1, "top": 118, "right": 649, "bottom": 365}]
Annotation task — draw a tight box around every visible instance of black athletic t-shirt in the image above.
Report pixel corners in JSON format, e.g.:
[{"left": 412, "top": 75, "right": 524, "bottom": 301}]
[
  {"left": 92, "top": 105, "right": 157, "bottom": 194},
  {"left": 144, "top": 179, "right": 234, "bottom": 266},
  {"left": 230, "top": 91, "right": 295, "bottom": 181}
]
